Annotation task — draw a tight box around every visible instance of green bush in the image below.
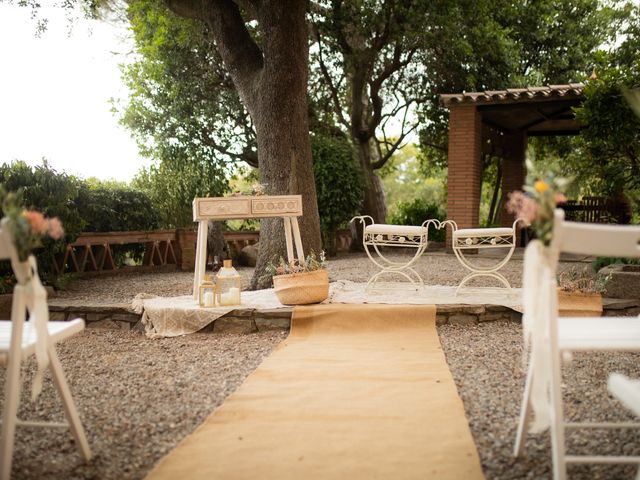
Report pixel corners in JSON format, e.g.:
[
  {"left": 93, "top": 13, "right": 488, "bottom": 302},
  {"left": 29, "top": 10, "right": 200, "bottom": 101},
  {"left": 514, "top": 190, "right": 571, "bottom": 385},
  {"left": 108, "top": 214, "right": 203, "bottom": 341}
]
[
  {"left": 132, "top": 160, "right": 228, "bottom": 228},
  {"left": 312, "top": 134, "right": 364, "bottom": 254},
  {"left": 592, "top": 256, "right": 640, "bottom": 271},
  {"left": 77, "top": 181, "right": 161, "bottom": 232},
  {"left": 0, "top": 162, "right": 164, "bottom": 283},
  {"left": 76, "top": 181, "right": 163, "bottom": 265},
  {"left": 389, "top": 198, "right": 446, "bottom": 242},
  {"left": 0, "top": 161, "right": 82, "bottom": 285}
]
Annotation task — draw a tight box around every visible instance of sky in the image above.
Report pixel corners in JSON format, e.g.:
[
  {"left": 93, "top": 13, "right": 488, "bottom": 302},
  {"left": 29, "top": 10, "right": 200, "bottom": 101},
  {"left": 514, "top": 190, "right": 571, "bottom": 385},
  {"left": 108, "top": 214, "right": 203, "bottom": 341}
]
[{"left": 0, "top": 3, "right": 151, "bottom": 182}]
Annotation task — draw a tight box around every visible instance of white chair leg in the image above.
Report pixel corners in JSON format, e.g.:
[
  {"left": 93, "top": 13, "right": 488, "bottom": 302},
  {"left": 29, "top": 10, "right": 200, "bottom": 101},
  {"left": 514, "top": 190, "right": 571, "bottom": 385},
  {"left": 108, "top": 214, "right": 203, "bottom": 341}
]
[
  {"left": 1, "top": 288, "right": 26, "bottom": 480},
  {"left": 47, "top": 345, "right": 92, "bottom": 461},
  {"left": 0, "top": 352, "right": 22, "bottom": 480},
  {"left": 549, "top": 357, "right": 567, "bottom": 480},
  {"left": 514, "top": 359, "right": 534, "bottom": 457}
]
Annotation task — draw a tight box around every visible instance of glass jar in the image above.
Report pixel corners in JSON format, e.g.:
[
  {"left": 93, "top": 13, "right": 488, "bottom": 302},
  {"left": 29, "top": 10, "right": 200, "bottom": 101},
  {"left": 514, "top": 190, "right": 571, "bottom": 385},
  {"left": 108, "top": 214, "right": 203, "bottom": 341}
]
[
  {"left": 216, "top": 259, "right": 241, "bottom": 306},
  {"left": 198, "top": 274, "right": 216, "bottom": 307}
]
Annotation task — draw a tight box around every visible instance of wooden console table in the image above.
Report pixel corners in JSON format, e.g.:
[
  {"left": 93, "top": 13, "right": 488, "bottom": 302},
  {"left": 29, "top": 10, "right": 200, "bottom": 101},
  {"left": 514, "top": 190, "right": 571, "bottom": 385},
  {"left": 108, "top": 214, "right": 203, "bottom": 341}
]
[{"left": 192, "top": 195, "right": 304, "bottom": 299}]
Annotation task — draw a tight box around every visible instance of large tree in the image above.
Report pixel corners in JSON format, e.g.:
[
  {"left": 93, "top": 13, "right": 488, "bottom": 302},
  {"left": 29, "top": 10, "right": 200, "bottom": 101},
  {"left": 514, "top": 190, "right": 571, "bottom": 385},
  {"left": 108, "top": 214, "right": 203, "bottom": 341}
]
[{"left": 156, "top": 0, "right": 321, "bottom": 289}]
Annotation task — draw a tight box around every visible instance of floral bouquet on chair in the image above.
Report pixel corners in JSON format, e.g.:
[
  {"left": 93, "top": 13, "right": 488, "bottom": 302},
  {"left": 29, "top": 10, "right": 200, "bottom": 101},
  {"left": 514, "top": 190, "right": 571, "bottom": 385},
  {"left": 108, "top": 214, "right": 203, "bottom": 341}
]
[
  {"left": 1, "top": 189, "right": 64, "bottom": 262},
  {"left": 505, "top": 160, "right": 569, "bottom": 245}
]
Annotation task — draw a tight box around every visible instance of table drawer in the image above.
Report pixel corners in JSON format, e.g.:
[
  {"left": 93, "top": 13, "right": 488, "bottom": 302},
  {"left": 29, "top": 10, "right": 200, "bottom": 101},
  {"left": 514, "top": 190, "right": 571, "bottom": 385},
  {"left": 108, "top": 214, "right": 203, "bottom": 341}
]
[
  {"left": 195, "top": 198, "right": 252, "bottom": 219},
  {"left": 251, "top": 196, "right": 302, "bottom": 216}
]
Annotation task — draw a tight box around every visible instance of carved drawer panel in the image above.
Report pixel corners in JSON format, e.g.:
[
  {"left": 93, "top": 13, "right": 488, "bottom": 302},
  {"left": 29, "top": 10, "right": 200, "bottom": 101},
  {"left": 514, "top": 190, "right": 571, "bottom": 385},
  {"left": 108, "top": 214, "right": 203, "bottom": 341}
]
[
  {"left": 193, "top": 195, "right": 302, "bottom": 220},
  {"left": 251, "top": 196, "right": 301, "bottom": 216},
  {"left": 196, "top": 198, "right": 252, "bottom": 219}
]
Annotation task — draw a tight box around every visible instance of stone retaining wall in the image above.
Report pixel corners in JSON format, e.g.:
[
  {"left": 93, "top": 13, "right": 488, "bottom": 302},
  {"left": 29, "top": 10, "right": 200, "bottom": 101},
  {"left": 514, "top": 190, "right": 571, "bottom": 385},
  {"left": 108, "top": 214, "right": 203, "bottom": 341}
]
[{"left": 42, "top": 298, "right": 640, "bottom": 334}]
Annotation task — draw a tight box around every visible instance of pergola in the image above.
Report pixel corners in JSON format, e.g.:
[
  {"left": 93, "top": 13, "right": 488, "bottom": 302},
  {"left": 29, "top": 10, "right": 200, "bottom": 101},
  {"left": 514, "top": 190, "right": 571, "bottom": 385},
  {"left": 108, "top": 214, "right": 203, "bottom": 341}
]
[{"left": 440, "top": 83, "right": 584, "bottom": 243}]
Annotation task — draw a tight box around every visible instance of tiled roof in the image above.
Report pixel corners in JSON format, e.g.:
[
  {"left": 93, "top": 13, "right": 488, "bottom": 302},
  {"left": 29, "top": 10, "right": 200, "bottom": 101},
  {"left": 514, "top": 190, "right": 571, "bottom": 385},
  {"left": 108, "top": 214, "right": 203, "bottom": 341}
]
[{"left": 439, "top": 83, "right": 584, "bottom": 107}]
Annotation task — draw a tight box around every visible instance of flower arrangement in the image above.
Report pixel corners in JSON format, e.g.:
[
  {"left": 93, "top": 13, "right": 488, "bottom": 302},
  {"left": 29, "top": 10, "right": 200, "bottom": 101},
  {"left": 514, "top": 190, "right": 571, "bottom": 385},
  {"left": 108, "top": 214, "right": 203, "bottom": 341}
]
[
  {"left": 266, "top": 250, "right": 326, "bottom": 277},
  {"left": 232, "top": 183, "right": 268, "bottom": 196},
  {"left": 557, "top": 266, "right": 610, "bottom": 295},
  {"left": 506, "top": 160, "right": 569, "bottom": 245},
  {"left": 2, "top": 190, "right": 64, "bottom": 262}
]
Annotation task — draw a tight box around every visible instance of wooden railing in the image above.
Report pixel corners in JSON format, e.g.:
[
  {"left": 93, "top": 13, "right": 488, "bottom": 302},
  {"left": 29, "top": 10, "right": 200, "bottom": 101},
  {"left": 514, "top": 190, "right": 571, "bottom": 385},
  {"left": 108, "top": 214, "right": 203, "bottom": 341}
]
[
  {"left": 561, "top": 196, "right": 629, "bottom": 224},
  {"left": 54, "top": 228, "right": 352, "bottom": 274},
  {"left": 54, "top": 230, "right": 264, "bottom": 274},
  {"left": 54, "top": 230, "right": 179, "bottom": 274}
]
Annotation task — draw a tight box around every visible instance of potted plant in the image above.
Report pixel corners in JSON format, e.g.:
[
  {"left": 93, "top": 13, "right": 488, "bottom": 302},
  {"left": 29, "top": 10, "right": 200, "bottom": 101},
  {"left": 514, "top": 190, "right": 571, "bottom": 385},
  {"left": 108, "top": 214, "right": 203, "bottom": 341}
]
[
  {"left": 557, "top": 266, "right": 610, "bottom": 317},
  {"left": 266, "top": 251, "right": 329, "bottom": 305}
]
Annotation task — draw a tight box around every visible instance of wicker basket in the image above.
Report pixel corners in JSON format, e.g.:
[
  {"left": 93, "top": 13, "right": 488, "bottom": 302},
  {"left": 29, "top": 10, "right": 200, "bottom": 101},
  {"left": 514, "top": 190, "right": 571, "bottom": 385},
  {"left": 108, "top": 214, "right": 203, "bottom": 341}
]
[
  {"left": 272, "top": 269, "right": 329, "bottom": 305},
  {"left": 557, "top": 289, "right": 603, "bottom": 317}
]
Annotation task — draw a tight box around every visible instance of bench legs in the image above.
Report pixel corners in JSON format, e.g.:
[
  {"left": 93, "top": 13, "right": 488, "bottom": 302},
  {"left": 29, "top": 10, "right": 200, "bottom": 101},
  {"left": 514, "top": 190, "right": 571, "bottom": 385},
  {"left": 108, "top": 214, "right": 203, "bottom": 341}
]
[{"left": 452, "top": 244, "right": 516, "bottom": 294}]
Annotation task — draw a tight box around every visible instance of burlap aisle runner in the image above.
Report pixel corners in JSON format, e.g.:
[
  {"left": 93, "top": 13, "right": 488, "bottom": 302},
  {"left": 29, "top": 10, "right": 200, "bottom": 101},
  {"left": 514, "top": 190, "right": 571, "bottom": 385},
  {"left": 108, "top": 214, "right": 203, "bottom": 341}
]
[{"left": 146, "top": 304, "right": 484, "bottom": 480}]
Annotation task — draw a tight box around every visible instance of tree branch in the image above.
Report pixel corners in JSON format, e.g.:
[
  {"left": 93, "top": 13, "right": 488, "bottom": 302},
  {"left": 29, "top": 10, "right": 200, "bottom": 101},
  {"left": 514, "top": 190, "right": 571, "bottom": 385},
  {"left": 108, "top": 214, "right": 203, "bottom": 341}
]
[
  {"left": 166, "top": 0, "right": 263, "bottom": 105},
  {"left": 313, "top": 25, "right": 350, "bottom": 130}
]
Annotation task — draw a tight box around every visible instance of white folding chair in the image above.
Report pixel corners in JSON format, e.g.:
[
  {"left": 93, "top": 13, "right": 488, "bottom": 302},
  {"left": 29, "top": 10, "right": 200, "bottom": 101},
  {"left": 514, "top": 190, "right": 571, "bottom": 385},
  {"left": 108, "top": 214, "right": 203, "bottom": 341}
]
[
  {"left": 514, "top": 209, "right": 640, "bottom": 480},
  {"left": 0, "top": 223, "right": 91, "bottom": 480}
]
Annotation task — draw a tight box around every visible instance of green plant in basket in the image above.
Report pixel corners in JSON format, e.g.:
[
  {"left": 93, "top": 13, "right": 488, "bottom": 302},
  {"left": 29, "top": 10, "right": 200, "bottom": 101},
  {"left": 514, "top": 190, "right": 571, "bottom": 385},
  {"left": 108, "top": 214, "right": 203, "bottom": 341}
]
[
  {"left": 557, "top": 266, "right": 610, "bottom": 295},
  {"left": 267, "top": 251, "right": 329, "bottom": 305},
  {"left": 266, "top": 250, "right": 327, "bottom": 277}
]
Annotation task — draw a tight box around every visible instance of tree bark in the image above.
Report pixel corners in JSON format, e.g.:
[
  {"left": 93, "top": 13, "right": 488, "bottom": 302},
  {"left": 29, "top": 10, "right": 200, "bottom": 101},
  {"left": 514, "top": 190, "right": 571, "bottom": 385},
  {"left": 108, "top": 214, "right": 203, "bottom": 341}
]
[
  {"left": 166, "top": 0, "right": 322, "bottom": 289},
  {"left": 357, "top": 140, "right": 387, "bottom": 224}
]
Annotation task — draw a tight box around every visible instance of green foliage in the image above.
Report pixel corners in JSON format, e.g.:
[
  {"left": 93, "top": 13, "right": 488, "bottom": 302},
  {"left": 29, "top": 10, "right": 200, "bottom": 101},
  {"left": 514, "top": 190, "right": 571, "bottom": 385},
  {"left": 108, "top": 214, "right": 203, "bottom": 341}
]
[
  {"left": 592, "top": 256, "right": 640, "bottom": 271},
  {"left": 311, "top": 134, "right": 364, "bottom": 254},
  {"left": 0, "top": 160, "right": 82, "bottom": 241},
  {"left": 76, "top": 182, "right": 161, "bottom": 232},
  {"left": 573, "top": 67, "right": 640, "bottom": 193},
  {"left": 117, "top": 0, "right": 251, "bottom": 175},
  {"left": 419, "top": 0, "right": 628, "bottom": 171},
  {"left": 0, "top": 161, "right": 81, "bottom": 284},
  {"left": 0, "top": 161, "right": 164, "bottom": 283},
  {"left": 132, "top": 159, "right": 227, "bottom": 229},
  {"left": 389, "top": 198, "right": 446, "bottom": 242},
  {"left": 379, "top": 144, "right": 446, "bottom": 219}
]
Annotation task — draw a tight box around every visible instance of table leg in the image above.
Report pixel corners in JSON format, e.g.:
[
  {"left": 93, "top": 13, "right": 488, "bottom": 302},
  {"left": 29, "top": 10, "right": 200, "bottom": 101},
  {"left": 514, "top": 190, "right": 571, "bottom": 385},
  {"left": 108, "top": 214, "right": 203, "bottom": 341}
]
[
  {"left": 291, "top": 217, "right": 305, "bottom": 262},
  {"left": 193, "top": 221, "right": 208, "bottom": 300},
  {"left": 283, "top": 217, "right": 295, "bottom": 263}
]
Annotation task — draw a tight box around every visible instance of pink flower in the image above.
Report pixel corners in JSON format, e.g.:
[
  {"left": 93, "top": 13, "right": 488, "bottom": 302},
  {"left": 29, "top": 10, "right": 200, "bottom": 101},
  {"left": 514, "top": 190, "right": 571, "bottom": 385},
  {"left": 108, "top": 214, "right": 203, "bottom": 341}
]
[
  {"left": 554, "top": 193, "right": 567, "bottom": 205},
  {"left": 47, "top": 217, "right": 64, "bottom": 240},
  {"left": 506, "top": 191, "right": 538, "bottom": 224},
  {"left": 24, "top": 210, "right": 48, "bottom": 235}
]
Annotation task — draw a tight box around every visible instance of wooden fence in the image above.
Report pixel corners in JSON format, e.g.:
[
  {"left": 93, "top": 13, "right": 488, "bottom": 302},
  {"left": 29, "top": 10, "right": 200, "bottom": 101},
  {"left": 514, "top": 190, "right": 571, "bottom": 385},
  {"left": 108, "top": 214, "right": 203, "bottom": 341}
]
[{"left": 55, "top": 230, "right": 260, "bottom": 274}]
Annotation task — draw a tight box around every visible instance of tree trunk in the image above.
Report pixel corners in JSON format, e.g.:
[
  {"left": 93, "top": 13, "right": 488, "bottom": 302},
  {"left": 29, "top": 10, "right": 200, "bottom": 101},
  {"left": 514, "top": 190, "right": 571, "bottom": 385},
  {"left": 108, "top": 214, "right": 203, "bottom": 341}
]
[
  {"left": 247, "top": 1, "right": 322, "bottom": 289},
  {"left": 350, "top": 138, "right": 387, "bottom": 249},
  {"left": 207, "top": 221, "right": 228, "bottom": 268},
  {"left": 166, "top": 0, "right": 322, "bottom": 290}
]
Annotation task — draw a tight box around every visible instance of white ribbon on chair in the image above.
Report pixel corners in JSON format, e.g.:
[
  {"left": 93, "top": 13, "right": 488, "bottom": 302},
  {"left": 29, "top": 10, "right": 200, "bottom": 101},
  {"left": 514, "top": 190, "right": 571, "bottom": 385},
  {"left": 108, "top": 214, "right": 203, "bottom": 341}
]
[
  {"left": 12, "top": 255, "right": 50, "bottom": 400},
  {"left": 522, "top": 239, "right": 557, "bottom": 433}
]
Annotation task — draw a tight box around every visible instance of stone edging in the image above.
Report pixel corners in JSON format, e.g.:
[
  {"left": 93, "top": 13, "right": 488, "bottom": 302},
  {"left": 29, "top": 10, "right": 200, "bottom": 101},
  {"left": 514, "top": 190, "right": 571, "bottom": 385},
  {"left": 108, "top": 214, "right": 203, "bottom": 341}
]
[{"left": 46, "top": 297, "right": 640, "bottom": 334}]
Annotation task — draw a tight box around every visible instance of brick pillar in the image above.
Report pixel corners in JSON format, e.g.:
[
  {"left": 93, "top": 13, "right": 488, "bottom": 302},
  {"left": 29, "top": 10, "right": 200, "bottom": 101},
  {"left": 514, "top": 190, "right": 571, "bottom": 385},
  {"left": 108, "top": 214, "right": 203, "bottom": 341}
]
[
  {"left": 175, "top": 228, "right": 198, "bottom": 270},
  {"left": 500, "top": 132, "right": 527, "bottom": 244},
  {"left": 446, "top": 105, "right": 483, "bottom": 249}
]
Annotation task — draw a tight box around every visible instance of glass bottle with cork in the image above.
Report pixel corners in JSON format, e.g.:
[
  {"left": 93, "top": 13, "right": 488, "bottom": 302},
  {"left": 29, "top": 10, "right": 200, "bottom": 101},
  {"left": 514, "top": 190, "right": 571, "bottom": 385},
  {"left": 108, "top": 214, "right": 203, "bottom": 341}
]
[{"left": 216, "top": 259, "right": 241, "bottom": 306}]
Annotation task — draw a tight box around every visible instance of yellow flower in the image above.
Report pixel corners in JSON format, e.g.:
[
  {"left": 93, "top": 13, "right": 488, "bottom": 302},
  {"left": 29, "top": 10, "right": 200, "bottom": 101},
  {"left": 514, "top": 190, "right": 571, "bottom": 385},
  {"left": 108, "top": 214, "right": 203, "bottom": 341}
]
[{"left": 534, "top": 180, "right": 549, "bottom": 193}]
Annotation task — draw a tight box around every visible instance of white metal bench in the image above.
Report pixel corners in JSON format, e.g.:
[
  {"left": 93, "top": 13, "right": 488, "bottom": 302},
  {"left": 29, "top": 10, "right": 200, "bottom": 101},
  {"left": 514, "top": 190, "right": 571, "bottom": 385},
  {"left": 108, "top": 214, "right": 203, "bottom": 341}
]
[
  {"left": 351, "top": 216, "right": 439, "bottom": 291},
  {"left": 441, "top": 219, "right": 522, "bottom": 294}
]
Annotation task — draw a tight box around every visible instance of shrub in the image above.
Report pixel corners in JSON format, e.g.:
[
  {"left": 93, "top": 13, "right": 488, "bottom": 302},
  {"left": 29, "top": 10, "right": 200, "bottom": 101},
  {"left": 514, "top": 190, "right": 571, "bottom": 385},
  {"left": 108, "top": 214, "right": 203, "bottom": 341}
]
[
  {"left": 389, "top": 198, "right": 446, "bottom": 242},
  {"left": 76, "top": 181, "right": 163, "bottom": 265},
  {"left": 76, "top": 181, "right": 161, "bottom": 232},
  {"left": 0, "top": 161, "right": 82, "bottom": 285},
  {"left": 312, "top": 134, "right": 364, "bottom": 255}
]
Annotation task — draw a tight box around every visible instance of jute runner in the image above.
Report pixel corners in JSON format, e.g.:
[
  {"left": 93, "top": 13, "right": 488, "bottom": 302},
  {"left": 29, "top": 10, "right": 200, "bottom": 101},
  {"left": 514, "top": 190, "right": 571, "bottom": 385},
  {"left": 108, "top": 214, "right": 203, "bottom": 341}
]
[{"left": 146, "top": 304, "right": 484, "bottom": 479}]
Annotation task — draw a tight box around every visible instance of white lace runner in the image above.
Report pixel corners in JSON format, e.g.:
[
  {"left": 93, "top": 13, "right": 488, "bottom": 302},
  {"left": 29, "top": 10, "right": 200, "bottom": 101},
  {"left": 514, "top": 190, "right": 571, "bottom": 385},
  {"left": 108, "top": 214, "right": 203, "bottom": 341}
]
[{"left": 133, "top": 281, "right": 523, "bottom": 338}]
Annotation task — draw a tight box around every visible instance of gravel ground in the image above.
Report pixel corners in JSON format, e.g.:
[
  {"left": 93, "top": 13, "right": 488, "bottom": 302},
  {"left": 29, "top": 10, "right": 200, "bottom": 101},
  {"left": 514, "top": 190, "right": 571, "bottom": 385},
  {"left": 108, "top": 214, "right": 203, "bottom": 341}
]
[
  {"left": 52, "top": 250, "right": 583, "bottom": 305},
  {"left": 3, "top": 251, "right": 638, "bottom": 479}
]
